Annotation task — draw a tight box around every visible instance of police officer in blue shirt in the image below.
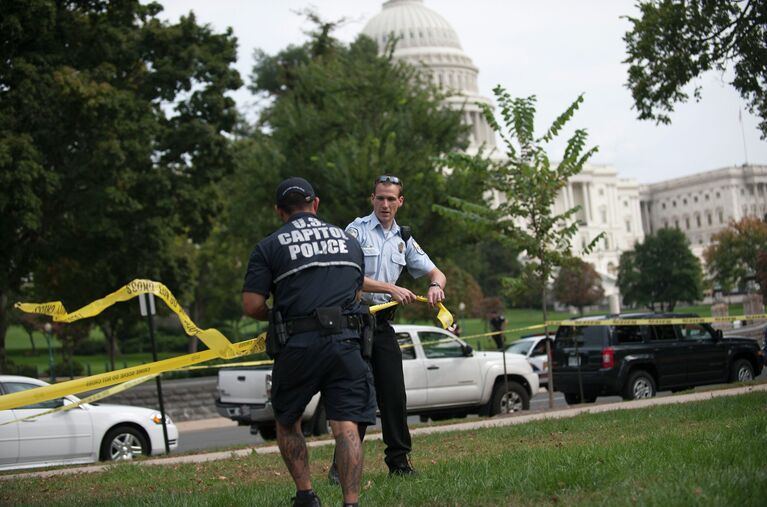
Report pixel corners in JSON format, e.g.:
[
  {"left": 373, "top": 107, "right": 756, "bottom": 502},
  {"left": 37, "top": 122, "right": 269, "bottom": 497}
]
[
  {"left": 242, "top": 177, "right": 375, "bottom": 507},
  {"left": 337, "top": 174, "right": 446, "bottom": 477}
]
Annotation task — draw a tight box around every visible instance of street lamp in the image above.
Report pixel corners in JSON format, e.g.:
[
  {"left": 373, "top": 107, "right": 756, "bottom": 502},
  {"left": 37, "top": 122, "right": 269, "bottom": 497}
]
[{"left": 43, "top": 323, "right": 55, "bottom": 383}]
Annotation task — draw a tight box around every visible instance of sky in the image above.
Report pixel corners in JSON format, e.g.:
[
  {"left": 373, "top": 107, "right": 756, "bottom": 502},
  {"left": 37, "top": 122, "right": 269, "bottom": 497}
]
[{"left": 156, "top": 0, "right": 767, "bottom": 184}]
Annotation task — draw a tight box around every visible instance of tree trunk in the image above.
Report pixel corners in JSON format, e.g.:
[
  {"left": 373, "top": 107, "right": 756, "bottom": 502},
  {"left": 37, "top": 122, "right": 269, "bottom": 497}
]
[{"left": 542, "top": 280, "right": 555, "bottom": 409}]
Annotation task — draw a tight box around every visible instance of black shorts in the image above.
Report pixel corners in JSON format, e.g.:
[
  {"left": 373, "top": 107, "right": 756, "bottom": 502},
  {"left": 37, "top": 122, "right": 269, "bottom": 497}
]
[{"left": 270, "top": 332, "right": 376, "bottom": 427}]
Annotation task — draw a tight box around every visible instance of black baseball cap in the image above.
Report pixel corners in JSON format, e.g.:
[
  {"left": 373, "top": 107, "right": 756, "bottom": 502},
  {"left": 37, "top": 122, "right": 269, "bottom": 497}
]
[{"left": 275, "top": 177, "right": 315, "bottom": 207}]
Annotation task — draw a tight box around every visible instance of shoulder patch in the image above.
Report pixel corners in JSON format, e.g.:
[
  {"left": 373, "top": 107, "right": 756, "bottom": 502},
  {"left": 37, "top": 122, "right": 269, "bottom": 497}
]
[
  {"left": 347, "top": 227, "right": 359, "bottom": 239},
  {"left": 413, "top": 240, "right": 425, "bottom": 255}
]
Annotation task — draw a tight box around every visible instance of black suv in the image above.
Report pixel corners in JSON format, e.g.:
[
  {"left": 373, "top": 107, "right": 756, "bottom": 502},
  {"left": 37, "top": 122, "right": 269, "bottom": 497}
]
[{"left": 551, "top": 313, "right": 764, "bottom": 404}]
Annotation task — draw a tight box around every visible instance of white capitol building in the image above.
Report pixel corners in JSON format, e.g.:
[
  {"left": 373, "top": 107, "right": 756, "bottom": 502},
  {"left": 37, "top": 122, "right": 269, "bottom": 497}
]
[{"left": 362, "top": 0, "right": 767, "bottom": 297}]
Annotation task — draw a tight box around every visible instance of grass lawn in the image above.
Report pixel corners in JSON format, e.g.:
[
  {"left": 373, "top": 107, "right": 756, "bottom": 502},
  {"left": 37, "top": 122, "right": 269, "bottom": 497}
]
[{"left": 2, "top": 391, "right": 765, "bottom": 506}]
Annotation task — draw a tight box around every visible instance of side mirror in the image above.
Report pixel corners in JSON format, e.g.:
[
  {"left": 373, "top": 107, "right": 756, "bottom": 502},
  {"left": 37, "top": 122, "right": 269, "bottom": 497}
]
[
  {"left": 714, "top": 329, "right": 723, "bottom": 341},
  {"left": 462, "top": 344, "right": 473, "bottom": 356}
]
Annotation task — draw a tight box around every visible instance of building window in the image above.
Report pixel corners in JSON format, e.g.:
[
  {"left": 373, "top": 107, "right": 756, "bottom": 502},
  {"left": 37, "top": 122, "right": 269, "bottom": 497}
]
[
  {"left": 696, "top": 215, "right": 701, "bottom": 227},
  {"left": 718, "top": 210, "right": 724, "bottom": 223},
  {"left": 694, "top": 196, "right": 698, "bottom": 203},
  {"left": 741, "top": 188, "right": 745, "bottom": 195},
  {"left": 624, "top": 201, "right": 628, "bottom": 207},
  {"left": 600, "top": 207, "right": 607, "bottom": 224},
  {"left": 705, "top": 194, "right": 710, "bottom": 201},
  {"left": 675, "top": 219, "right": 679, "bottom": 229},
  {"left": 707, "top": 213, "right": 712, "bottom": 225},
  {"left": 685, "top": 217, "right": 690, "bottom": 229},
  {"left": 662, "top": 203, "right": 667, "bottom": 210},
  {"left": 683, "top": 198, "right": 687, "bottom": 205},
  {"left": 672, "top": 200, "right": 677, "bottom": 207},
  {"left": 663, "top": 220, "right": 669, "bottom": 228},
  {"left": 625, "top": 220, "right": 631, "bottom": 233},
  {"left": 716, "top": 191, "right": 721, "bottom": 198},
  {"left": 598, "top": 188, "right": 604, "bottom": 196}
]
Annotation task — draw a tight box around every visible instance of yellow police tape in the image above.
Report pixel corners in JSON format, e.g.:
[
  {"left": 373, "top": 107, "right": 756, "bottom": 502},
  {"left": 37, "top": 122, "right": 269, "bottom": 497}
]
[
  {"left": 3, "top": 279, "right": 266, "bottom": 411},
  {"left": 0, "top": 374, "right": 158, "bottom": 426},
  {"left": 371, "top": 296, "right": 454, "bottom": 329},
  {"left": 2, "top": 282, "right": 451, "bottom": 412}
]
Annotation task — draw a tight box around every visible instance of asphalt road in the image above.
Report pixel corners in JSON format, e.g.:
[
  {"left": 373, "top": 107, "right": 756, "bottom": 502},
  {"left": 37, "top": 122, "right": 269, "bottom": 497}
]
[{"left": 178, "top": 372, "right": 764, "bottom": 454}]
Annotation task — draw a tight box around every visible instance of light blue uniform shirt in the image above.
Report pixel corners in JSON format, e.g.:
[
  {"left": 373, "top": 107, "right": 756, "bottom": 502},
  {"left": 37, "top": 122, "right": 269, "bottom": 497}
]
[{"left": 346, "top": 212, "right": 436, "bottom": 305}]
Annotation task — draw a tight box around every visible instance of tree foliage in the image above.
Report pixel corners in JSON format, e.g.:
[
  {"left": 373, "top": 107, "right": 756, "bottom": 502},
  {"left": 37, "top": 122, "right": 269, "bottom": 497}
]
[
  {"left": 252, "top": 30, "right": 472, "bottom": 250},
  {"left": 553, "top": 258, "right": 605, "bottom": 315},
  {"left": 0, "top": 0, "right": 241, "bottom": 370},
  {"left": 241, "top": 19, "right": 474, "bottom": 277},
  {"left": 624, "top": 0, "right": 767, "bottom": 137},
  {"left": 618, "top": 228, "right": 703, "bottom": 311},
  {"left": 703, "top": 216, "right": 767, "bottom": 293},
  {"left": 436, "top": 86, "right": 600, "bottom": 321}
]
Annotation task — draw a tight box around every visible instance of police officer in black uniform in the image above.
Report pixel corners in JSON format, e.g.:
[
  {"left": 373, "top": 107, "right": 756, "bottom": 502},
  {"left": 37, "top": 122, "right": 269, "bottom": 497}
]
[{"left": 242, "top": 177, "right": 376, "bottom": 507}]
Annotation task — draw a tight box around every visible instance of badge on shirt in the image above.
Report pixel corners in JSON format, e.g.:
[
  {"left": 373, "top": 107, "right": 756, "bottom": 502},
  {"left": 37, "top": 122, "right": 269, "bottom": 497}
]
[
  {"left": 413, "top": 240, "right": 425, "bottom": 255},
  {"left": 399, "top": 241, "right": 404, "bottom": 253}
]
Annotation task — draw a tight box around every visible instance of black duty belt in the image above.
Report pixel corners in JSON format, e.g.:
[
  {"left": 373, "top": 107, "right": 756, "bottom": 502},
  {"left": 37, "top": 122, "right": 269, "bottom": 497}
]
[{"left": 286, "top": 314, "right": 364, "bottom": 335}]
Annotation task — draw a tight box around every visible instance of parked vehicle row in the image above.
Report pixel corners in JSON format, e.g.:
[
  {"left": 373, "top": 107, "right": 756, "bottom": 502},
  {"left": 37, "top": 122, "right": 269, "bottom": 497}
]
[{"left": 216, "top": 324, "right": 539, "bottom": 439}]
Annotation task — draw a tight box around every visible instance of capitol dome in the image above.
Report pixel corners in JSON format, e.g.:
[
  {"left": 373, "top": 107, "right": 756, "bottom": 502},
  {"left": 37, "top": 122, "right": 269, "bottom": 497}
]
[{"left": 361, "top": 0, "right": 496, "bottom": 150}]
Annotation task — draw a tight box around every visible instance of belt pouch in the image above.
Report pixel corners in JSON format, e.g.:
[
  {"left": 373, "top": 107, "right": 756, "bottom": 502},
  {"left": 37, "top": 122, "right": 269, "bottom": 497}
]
[{"left": 314, "top": 306, "right": 343, "bottom": 334}]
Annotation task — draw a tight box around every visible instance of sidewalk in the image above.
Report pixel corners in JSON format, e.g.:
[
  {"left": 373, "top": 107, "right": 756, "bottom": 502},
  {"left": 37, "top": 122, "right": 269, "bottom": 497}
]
[{"left": 3, "top": 383, "right": 765, "bottom": 481}]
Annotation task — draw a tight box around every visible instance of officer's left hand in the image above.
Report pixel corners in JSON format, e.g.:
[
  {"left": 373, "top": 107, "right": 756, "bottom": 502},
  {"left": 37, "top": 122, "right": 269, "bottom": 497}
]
[{"left": 427, "top": 285, "right": 445, "bottom": 306}]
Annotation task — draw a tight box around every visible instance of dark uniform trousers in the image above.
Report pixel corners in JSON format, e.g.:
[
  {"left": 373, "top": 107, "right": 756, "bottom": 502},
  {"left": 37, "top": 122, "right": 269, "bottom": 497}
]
[{"left": 370, "top": 316, "right": 411, "bottom": 467}]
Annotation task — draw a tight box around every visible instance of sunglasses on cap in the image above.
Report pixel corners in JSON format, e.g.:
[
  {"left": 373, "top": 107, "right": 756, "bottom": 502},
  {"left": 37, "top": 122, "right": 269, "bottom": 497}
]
[{"left": 375, "top": 175, "right": 401, "bottom": 185}]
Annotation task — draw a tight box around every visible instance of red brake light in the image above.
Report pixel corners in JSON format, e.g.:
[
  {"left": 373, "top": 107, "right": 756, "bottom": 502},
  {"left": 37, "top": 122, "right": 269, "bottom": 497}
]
[{"left": 602, "top": 346, "right": 615, "bottom": 369}]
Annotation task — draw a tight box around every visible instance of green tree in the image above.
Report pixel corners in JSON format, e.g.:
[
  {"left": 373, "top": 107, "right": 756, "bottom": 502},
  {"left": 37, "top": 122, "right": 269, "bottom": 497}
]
[
  {"left": 553, "top": 258, "right": 605, "bottom": 315},
  {"left": 436, "top": 86, "right": 600, "bottom": 323},
  {"left": 624, "top": 1, "right": 767, "bottom": 137},
  {"left": 703, "top": 216, "right": 767, "bottom": 293},
  {"left": 618, "top": 228, "right": 703, "bottom": 311},
  {"left": 0, "top": 0, "right": 242, "bottom": 370}
]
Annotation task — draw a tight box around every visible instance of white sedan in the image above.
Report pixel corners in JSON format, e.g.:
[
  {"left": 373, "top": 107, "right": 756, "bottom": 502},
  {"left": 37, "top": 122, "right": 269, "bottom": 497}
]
[{"left": 0, "top": 375, "right": 179, "bottom": 471}]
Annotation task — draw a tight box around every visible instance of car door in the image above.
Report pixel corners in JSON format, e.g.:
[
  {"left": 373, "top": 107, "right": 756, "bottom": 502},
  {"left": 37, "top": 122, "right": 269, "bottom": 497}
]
[
  {"left": 397, "top": 331, "right": 428, "bottom": 408},
  {"left": 419, "top": 330, "right": 481, "bottom": 406},
  {"left": 648, "top": 325, "right": 687, "bottom": 388},
  {"left": 1, "top": 381, "right": 94, "bottom": 465},
  {"left": 680, "top": 323, "right": 729, "bottom": 385},
  {"left": 0, "top": 409, "right": 19, "bottom": 467}
]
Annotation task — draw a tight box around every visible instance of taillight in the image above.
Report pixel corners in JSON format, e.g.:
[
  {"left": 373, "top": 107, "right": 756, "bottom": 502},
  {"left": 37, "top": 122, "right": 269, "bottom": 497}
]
[
  {"left": 266, "top": 373, "right": 272, "bottom": 398},
  {"left": 602, "top": 347, "right": 615, "bottom": 369}
]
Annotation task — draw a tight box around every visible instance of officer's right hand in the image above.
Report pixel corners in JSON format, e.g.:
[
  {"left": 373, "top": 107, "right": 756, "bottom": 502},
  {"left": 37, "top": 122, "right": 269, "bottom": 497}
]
[{"left": 389, "top": 285, "right": 416, "bottom": 304}]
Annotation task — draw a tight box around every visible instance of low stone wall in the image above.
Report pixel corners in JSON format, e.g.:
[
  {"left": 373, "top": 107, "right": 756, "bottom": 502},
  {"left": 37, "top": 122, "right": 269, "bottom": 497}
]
[{"left": 88, "top": 376, "right": 220, "bottom": 422}]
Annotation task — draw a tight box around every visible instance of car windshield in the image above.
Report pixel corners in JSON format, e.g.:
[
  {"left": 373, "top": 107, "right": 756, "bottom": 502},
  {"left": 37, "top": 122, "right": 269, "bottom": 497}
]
[{"left": 506, "top": 341, "right": 533, "bottom": 355}]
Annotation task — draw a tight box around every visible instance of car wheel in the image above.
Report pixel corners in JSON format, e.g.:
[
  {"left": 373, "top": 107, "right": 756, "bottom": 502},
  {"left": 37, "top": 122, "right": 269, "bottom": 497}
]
[
  {"left": 622, "top": 370, "right": 656, "bottom": 401},
  {"left": 730, "top": 359, "right": 754, "bottom": 382},
  {"left": 258, "top": 424, "right": 277, "bottom": 440},
  {"left": 490, "top": 380, "right": 529, "bottom": 415},
  {"left": 311, "top": 402, "right": 329, "bottom": 436},
  {"left": 100, "top": 425, "right": 149, "bottom": 461}
]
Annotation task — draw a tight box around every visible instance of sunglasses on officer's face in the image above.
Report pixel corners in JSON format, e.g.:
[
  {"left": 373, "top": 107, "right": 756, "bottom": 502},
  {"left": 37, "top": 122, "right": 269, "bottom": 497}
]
[{"left": 375, "top": 175, "right": 402, "bottom": 185}]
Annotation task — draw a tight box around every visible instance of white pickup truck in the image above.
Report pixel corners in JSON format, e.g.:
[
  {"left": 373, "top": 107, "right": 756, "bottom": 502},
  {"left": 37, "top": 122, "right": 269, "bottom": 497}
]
[{"left": 215, "top": 324, "right": 539, "bottom": 439}]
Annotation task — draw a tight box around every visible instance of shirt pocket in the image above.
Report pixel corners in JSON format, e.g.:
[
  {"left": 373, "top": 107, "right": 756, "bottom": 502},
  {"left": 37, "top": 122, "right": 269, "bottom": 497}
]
[
  {"left": 391, "top": 252, "right": 406, "bottom": 267},
  {"left": 362, "top": 246, "right": 380, "bottom": 276}
]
